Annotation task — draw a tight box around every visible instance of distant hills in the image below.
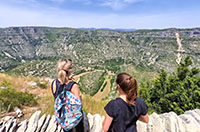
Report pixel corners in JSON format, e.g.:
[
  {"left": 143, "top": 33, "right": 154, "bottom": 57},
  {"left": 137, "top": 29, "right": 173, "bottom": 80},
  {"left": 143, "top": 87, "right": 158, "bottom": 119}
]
[
  {"left": 78, "top": 27, "right": 137, "bottom": 31},
  {"left": 0, "top": 27, "right": 200, "bottom": 78}
]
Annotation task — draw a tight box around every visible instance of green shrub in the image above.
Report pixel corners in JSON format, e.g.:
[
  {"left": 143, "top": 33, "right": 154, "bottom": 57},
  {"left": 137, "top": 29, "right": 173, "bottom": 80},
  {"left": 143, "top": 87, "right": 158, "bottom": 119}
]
[
  {"left": 37, "top": 82, "right": 48, "bottom": 89},
  {"left": 0, "top": 80, "right": 37, "bottom": 112},
  {"left": 140, "top": 56, "right": 200, "bottom": 115},
  {"left": 90, "top": 72, "right": 106, "bottom": 96}
]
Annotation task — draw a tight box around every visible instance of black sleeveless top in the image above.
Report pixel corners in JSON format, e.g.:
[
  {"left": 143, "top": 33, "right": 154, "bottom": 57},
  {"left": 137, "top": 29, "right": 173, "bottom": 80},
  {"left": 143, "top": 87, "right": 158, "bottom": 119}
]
[
  {"left": 51, "top": 79, "right": 76, "bottom": 99},
  {"left": 51, "top": 80, "right": 85, "bottom": 132}
]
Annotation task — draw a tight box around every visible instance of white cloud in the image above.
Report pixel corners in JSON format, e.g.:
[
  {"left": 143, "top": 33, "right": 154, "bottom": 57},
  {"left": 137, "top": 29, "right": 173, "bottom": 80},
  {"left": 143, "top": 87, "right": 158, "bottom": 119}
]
[
  {"left": 100, "top": 0, "right": 144, "bottom": 10},
  {"left": 101, "top": 0, "right": 125, "bottom": 10},
  {"left": 123, "top": 0, "right": 144, "bottom": 3},
  {"left": 50, "top": 0, "right": 66, "bottom": 2}
]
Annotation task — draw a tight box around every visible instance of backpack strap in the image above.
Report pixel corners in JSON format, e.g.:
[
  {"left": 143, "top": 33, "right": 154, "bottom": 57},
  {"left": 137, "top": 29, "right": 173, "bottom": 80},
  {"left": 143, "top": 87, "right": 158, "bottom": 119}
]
[
  {"left": 51, "top": 80, "right": 56, "bottom": 97},
  {"left": 52, "top": 80, "right": 76, "bottom": 99},
  {"left": 63, "top": 81, "right": 76, "bottom": 92},
  {"left": 51, "top": 79, "right": 64, "bottom": 99}
]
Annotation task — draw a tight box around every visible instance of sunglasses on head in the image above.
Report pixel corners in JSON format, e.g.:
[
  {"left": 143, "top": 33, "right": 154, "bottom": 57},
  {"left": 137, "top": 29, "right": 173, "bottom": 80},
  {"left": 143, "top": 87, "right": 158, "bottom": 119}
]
[{"left": 61, "top": 58, "right": 72, "bottom": 62}]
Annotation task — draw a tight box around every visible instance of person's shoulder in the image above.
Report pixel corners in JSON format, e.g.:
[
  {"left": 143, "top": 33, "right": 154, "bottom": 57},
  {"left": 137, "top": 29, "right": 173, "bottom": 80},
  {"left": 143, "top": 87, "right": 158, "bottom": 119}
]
[
  {"left": 108, "top": 99, "right": 116, "bottom": 104},
  {"left": 135, "top": 97, "right": 143, "bottom": 101},
  {"left": 135, "top": 97, "right": 146, "bottom": 104},
  {"left": 69, "top": 80, "right": 77, "bottom": 85},
  {"left": 106, "top": 99, "right": 118, "bottom": 107},
  {"left": 50, "top": 79, "right": 57, "bottom": 84},
  {"left": 105, "top": 99, "right": 119, "bottom": 118}
]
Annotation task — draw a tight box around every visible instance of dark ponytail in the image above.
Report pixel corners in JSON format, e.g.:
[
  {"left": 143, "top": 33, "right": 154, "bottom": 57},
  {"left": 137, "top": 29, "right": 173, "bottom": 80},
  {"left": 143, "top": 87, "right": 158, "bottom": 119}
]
[{"left": 116, "top": 73, "right": 138, "bottom": 105}]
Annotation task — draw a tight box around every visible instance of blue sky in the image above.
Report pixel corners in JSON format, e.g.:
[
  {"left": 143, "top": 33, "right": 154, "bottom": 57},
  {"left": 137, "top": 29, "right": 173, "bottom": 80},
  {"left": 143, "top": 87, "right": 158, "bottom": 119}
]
[{"left": 0, "top": 0, "right": 200, "bottom": 29}]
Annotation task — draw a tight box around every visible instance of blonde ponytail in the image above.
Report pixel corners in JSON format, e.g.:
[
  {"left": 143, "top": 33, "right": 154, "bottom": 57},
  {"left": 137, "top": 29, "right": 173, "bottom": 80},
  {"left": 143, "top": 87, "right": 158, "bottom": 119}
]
[
  {"left": 58, "top": 70, "right": 67, "bottom": 85},
  {"left": 57, "top": 59, "right": 72, "bottom": 85}
]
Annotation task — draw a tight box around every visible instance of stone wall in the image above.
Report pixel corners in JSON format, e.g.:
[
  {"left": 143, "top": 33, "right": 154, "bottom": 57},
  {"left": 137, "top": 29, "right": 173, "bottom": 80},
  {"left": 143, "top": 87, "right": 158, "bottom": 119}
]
[{"left": 0, "top": 109, "right": 200, "bottom": 132}]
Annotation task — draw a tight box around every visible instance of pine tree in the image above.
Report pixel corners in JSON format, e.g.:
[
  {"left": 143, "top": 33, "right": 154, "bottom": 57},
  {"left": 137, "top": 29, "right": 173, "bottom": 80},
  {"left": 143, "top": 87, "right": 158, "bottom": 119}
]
[{"left": 139, "top": 56, "right": 200, "bottom": 114}]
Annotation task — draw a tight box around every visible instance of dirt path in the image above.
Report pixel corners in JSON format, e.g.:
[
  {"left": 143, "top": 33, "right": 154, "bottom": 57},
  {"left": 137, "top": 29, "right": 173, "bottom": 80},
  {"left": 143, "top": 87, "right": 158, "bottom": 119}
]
[
  {"left": 73, "top": 72, "right": 91, "bottom": 83},
  {"left": 73, "top": 70, "right": 103, "bottom": 83},
  {"left": 175, "top": 33, "right": 185, "bottom": 64},
  {"left": 92, "top": 75, "right": 111, "bottom": 101}
]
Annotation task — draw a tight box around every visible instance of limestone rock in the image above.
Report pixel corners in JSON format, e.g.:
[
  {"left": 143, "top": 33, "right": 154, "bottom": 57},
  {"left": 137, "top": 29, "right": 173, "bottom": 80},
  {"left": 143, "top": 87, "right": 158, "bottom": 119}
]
[
  {"left": 45, "top": 115, "right": 56, "bottom": 132},
  {"left": 57, "top": 125, "right": 62, "bottom": 132},
  {"left": 1, "top": 109, "right": 200, "bottom": 132},
  {"left": 26, "top": 110, "right": 41, "bottom": 132},
  {"left": 87, "top": 113, "right": 94, "bottom": 130},
  {"left": 90, "top": 114, "right": 104, "bottom": 132},
  {"left": 35, "top": 114, "right": 46, "bottom": 132},
  {"left": 5, "top": 118, "right": 14, "bottom": 132},
  {"left": 179, "top": 112, "right": 200, "bottom": 132},
  {"left": 40, "top": 114, "right": 51, "bottom": 132},
  {"left": 160, "top": 112, "right": 186, "bottom": 132},
  {"left": 16, "top": 119, "right": 28, "bottom": 132},
  {"left": 8, "top": 119, "right": 18, "bottom": 132}
]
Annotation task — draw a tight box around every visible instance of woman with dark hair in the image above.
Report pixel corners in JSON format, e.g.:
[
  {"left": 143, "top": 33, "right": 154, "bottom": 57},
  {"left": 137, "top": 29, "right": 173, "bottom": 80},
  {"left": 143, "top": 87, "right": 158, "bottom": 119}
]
[{"left": 103, "top": 73, "right": 149, "bottom": 132}]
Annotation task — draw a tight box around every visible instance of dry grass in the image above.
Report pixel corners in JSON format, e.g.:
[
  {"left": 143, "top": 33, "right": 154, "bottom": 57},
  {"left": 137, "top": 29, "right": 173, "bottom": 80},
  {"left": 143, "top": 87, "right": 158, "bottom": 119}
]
[
  {"left": 0, "top": 73, "right": 111, "bottom": 119},
  {"left": 0, "top": 73, "right": 52, "bottom": 118},
  {"left": 82, "top": 94, "right": 108, "bottom": 115}
]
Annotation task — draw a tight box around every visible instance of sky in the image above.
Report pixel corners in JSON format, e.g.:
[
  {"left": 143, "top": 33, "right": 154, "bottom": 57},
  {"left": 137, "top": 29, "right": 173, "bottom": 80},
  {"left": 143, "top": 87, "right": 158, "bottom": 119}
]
[{"left": 0, "top": 0, "right": 200, "bottom": 29}]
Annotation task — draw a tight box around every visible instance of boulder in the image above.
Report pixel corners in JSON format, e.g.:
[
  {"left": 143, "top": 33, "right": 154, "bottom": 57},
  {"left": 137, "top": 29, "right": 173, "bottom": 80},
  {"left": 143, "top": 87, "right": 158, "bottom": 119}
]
[
  {"left": 45, "top": 115, "right": 56, "bottom": 132},
  {"left": 35, "top": 114, "right": 46, "bottom": 132},
  {"left": 148, "top": 112, "right": 164, "bottom": 132},
  {"left": 90, "top": 114, "right": 104, "bottom": 132},
  {"left": 179, "top": 113, "right": 200, "bottom": 132},
  {"left": 1, "top": 109, "right": 200, "bottom": 132},
  {"left": 87, "top": 113, "right": 94, "bottom": 130},
  {"left": 160, "top": 112, "right": 186, "bottom": 132},
  {"left": 14, "top": 107, "right": 24, "bottom": 118},
  {"left": 26, "top": 110, "right": 41, "bottom": 132},
  {"left": 16, "top": 119, "right": 28, "bottom": 132},
  {"left": 40, "top": 114, "right": 51, "bottom": 132},
  {"left": 8, "top": 119, "right": 18, "bottom": 132},
  {"left": 27, "top": 81, "right": 37, "bottom": 86}
]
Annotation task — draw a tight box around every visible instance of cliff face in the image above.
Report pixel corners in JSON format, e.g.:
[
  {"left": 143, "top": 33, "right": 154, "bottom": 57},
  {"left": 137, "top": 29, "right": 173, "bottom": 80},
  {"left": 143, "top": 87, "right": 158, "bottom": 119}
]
[
  {"left": 0, "top": 27, "right": 200, "bottom": 77},
  {"left": 0, "top": 109, "right": 200, "bottom": 132}
]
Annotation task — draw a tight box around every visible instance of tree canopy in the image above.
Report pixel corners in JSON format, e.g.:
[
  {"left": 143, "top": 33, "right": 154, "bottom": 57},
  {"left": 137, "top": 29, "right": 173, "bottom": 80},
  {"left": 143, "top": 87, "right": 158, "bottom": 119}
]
[{"left": 139, "top": 56, "right": 200, "bottom": 115}]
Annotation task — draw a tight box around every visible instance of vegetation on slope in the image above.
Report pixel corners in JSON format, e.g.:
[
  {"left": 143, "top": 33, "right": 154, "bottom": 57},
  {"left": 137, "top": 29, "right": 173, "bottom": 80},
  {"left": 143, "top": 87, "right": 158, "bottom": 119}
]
[
  {"left": 0, "top": 80, "right": 37, "bottom": 112},
  {"left": 139, "top": 56, "right": 200, "bottom": 114},
  {"left": 0, "top": 56, "right": 199, "bottom": 118}
]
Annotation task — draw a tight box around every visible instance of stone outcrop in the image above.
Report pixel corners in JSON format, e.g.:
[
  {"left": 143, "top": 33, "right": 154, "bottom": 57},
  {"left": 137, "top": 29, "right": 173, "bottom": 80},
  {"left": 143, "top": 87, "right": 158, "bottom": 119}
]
[{"left": 0, "top": 109, "right": 200, "bottom": 132}]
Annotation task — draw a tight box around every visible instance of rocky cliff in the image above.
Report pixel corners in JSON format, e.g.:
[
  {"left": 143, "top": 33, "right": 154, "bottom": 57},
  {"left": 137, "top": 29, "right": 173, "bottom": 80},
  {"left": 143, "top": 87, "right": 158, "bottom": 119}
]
[
  {"left": 0, "top": 27, "right": 200, "bottom": 77},
  {"left": 1, "top": 109, "right": 200, "bottom": 132}
]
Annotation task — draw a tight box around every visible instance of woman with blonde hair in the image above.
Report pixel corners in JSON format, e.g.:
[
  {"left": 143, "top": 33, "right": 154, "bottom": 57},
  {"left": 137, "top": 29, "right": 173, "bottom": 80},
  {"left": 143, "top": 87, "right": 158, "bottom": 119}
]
[
  {"left": 103, "top": 73, "right": 149, "bottom": 132},
  {"left": 51, "top": 59, "right": 84, "bottom": 132}
]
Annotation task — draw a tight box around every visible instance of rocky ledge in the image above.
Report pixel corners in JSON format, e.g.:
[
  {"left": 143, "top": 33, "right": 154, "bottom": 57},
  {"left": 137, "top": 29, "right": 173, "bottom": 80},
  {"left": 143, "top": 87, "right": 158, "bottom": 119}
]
[{"left": 0, "top": 109, "right": 200, "bottom": 132}]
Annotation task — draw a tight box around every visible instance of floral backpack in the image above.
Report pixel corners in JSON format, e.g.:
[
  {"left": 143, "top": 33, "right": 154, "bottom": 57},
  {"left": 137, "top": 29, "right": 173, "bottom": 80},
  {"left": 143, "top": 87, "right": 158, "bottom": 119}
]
[{"left": 51, "top": 80, "right": 82, "bottom": 131}]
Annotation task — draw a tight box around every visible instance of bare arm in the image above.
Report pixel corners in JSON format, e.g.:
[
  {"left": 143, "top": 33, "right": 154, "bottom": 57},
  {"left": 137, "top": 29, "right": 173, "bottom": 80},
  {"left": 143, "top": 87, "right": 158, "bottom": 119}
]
[
  {"left": 51, "top": 80, "right": 56, "bottom": 94},
  {"left": 71, "top": 84, "right": 81, "bottom": 101},
  {"left": 102, "top": 113, "right": 113, "bottom": 132},
  {"left": 138, "top": 113, "right": 149, "bottom": 123}
]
